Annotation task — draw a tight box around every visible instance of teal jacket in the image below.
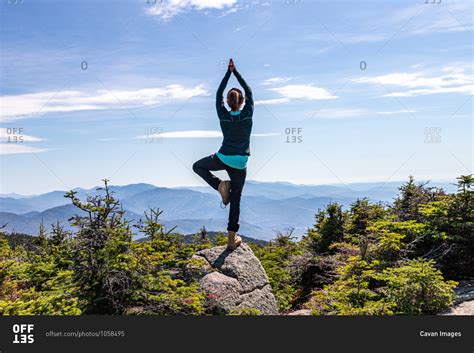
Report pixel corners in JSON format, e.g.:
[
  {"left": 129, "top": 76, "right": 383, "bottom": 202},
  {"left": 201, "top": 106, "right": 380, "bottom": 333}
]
[{"left": 216, "top": 69, "right": 254, "bottom": 157}]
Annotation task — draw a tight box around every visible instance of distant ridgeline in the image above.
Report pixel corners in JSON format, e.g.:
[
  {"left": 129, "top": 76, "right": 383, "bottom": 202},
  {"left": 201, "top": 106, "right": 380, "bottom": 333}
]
[
  {"left": 0, "top": 179, "right": 457, "bottom": 240},
  {"left": 0, "top": 175, "right": 472, "bottom": 316}
]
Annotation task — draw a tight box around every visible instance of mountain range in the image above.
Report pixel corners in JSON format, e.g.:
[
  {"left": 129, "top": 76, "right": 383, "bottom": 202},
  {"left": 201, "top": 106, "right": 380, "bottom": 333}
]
[{"left": 0, "top": 180, "right": 455, "bottom": 240}]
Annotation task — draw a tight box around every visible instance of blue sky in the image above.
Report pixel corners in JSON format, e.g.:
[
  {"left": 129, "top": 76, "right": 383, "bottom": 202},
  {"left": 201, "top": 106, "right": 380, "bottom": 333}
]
[{"left": 0, "top": 0, "right": 472, "bottom": 194}]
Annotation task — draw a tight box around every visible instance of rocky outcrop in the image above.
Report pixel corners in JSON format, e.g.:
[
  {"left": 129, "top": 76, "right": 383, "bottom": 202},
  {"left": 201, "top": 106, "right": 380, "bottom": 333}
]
[
  {"left": 442, "top": 300, "right": 474, "bottom": 315},
  {"left": 190, "top": 243, "right": 278, "bottom": 315},
  {"left": 286, "top": 309, "right": 312, "bottom": 316},
  {"left": 453, "top": 281, "right": 474, "bottom": 304},
  {"left": 440, "top": 281, "right": 474, "bottom": 315}
]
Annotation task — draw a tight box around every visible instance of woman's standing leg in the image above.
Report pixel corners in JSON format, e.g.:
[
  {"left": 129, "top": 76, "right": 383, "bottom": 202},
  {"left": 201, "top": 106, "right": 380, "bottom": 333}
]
[{"left": 226, "top": 167, "right": 247, "bottom": 233}]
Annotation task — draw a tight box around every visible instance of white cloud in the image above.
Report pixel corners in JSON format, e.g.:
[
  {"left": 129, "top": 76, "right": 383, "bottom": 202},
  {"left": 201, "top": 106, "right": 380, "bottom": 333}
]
[
  {"left": 313, "top": 108, "right": 420, "bottom": 119},
  {"left": 378, "top": 2, "right": 473, "bottom": 37},
  {"left": 377, "top": 110, "right": 417, "bottom": 115},
  {"left": 255, "top": 98, "right": 290, "bottom": 105},
  {"left": 156, "top": 130, "right": 222, "bottom": 138},
  {"left": 343, "top": 34, "right": 387, "bottom": 43},
  {"left": 262, "top": 77, "right": 292, "bottom": 86},
  {"left": 304, "top": 2, "right": 473, "bottom": 47},
  {"left": 251, "top": 133, "right": 279, "bottom": 137},
  {"left": 137, "top": 130, "right": 278, "bottom": 139},
  {"left": 355, "top": 67, "right": 474, "bottom": 97},
  {"left": 311, "top": 46, "right": 332, "bottom": 55},
  {"left": 146, "top": 0, "right": 238, "bottom": 20},
  {"left": 405, "top": 2, "right": 473, "bottom": 35},
  {"left": 219, "top": 3, "right": 246, "bottom": 17},
  {"left": 306, "top": 33, "right": 387, "bottom": 44},
  {"left": 382, "top": 2, "right": 473, "bottom": 37},
  {"left": 0, "top": 84, "right": 208, "bottom": 122},
  {"left": 312, "top": 108, "right": 367, "bottom": 119},
  {"left": 269, "top": 84, "right": 338, "bottom": 101},
  {"left": 0, "top": 144, "right": 49, "bottom": 155}
]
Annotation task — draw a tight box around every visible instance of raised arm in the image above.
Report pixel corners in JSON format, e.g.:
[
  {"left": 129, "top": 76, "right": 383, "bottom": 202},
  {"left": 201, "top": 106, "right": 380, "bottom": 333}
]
[
  {"left": 233, "top": 68, "right": 253, "bottom": 116},
  {"left": 216, "top": 69, "right": 232, "bottom": 118}
]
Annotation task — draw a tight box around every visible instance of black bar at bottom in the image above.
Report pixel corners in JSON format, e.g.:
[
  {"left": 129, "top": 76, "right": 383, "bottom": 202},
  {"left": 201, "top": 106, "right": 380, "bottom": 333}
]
[{"left": 0, "top": 316, "right": 472, "bottom": 353}]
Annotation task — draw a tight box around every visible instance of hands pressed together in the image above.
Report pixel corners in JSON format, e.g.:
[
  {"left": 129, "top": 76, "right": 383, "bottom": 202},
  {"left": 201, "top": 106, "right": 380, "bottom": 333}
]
[{"left": 228, "top": 58, "right": 235, "bottom": 72}]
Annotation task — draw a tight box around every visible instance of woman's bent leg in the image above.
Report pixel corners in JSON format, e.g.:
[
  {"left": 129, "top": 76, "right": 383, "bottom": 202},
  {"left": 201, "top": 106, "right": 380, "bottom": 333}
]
[
  {"left": 226, "top": 167, "right": 247, "bottom": 232},
  {"left": 192, "top": 154, "right": 226, "bottom": 190}
]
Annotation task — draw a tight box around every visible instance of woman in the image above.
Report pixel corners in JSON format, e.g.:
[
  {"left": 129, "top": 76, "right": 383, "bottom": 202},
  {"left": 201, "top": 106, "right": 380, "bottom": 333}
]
[{"left": 192, "top": 58, "right": 253, "bottom": 251}]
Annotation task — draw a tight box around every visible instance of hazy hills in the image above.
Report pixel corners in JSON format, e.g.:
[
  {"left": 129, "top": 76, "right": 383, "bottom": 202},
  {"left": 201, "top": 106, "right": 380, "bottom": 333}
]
[{"left": 0, "top": 180, "right": 455, "bottom": 240}]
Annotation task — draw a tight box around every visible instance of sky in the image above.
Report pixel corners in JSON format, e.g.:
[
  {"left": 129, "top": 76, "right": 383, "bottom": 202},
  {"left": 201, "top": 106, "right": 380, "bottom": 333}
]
[{"left": 0, "top": 0, "right": 472, "bottom": 195}]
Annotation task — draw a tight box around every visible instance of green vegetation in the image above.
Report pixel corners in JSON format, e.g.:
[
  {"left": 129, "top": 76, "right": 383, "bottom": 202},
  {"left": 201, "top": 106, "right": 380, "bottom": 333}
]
[
  {"left": 0, "top": 175, "right": 472, "bottom": 315},
  {"left": 250, "top": 175, "right": 472, "bottom": 315},
  {"left": 0, "top": 180, "right": 206, "bottom": 315},
  {"left": 250, "top": 231, "right": 302, "bottom": 312}
]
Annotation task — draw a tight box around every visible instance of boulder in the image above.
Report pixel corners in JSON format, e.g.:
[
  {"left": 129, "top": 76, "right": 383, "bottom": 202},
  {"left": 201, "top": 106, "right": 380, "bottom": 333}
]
[
  {"left": 286, "top": 309, "right": 312, "bottom": 316},
  {"left": 192, "top": 243, "right": 278, "bottom": 315}
]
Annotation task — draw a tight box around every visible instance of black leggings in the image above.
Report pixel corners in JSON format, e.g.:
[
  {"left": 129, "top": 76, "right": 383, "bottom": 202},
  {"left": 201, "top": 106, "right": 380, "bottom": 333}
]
[{"left": 192, "top": 154, "right": 247, "bottom": 232}]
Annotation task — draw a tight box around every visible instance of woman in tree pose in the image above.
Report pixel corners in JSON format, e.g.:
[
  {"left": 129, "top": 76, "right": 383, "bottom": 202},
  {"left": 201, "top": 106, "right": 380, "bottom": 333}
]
[{"left": 193, "top": 58, "right": 253, "bottom": 251}]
